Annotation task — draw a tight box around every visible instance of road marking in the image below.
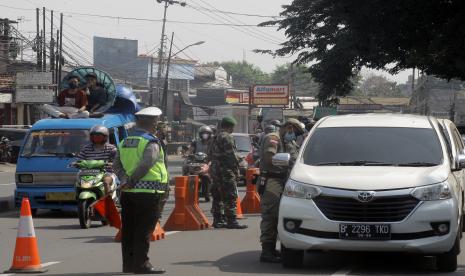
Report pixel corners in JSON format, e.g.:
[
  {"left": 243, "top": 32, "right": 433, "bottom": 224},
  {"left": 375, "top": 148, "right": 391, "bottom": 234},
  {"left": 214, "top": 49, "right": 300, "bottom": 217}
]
[
  {"left": 0, "top": 274, "right": 15, "bottom": 276},
  {"left": 42, "top": 261, "right": 61, "bottom": 267},
  {"left": 0, "top": 183, "right": 15, "bottom": 186},
  {"left": 166, "top": 231, "right": 181, "bottom": 236},
  {"left": 331, "top": 266, "right": 353, "bottom": 276}
]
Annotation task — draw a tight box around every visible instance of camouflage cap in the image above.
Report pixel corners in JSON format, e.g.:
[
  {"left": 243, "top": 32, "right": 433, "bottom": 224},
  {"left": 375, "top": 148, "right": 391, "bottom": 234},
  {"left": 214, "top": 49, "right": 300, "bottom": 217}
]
[{"left": 221, "top": 116, "right": 237, "bottom": 127}]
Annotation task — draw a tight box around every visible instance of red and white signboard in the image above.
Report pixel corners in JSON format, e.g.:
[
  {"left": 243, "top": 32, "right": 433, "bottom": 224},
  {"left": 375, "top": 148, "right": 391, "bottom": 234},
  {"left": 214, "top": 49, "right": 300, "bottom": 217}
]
[{"left": 252, "top": 84, "right": 289, "bottom": 106}]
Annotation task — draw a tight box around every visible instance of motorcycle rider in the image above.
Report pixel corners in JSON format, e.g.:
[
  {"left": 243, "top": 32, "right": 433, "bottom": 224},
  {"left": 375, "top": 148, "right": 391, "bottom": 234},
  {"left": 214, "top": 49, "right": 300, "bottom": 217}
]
[
  {"left": 187, "top": 125, "right": 213, "bottom": 202},
  {"left": 77, "top": 125, "right": 117, "bottom": 196}
]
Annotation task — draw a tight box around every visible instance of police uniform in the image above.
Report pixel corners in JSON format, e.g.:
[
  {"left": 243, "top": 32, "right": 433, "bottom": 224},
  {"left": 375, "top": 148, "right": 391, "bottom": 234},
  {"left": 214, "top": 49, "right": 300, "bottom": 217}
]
[
  {"left": 259, "top": 119, "right": 300, "bottom": 263},
  {"left": 113, "top": 107, "right": 167, "bottom": 274}
]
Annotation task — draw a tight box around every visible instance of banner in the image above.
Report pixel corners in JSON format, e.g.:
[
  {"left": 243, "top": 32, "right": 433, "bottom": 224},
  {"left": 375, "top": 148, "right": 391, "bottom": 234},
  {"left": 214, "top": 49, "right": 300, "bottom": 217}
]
[{"left": 252, "top": 84, "right": 289, "bottom": 106}]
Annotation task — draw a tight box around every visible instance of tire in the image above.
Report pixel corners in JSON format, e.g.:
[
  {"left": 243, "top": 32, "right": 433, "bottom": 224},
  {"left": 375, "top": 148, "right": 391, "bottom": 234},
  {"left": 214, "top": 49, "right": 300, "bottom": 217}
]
[
  {"left": 281, "top": 244, "right": 304, "bottom": 268},
  {"left": 78, "top": 199, "right": 92, "bottom": 229},
  {"left": 436, "top": 234, "right": 459, "bottom": 272}
]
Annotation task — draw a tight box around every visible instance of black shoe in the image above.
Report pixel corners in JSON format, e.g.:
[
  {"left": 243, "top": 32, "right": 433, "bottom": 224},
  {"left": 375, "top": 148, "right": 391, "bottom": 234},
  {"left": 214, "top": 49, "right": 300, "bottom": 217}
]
[
  {"left": 226, "top": 221, "right": 248, "bottom": 229},
  {"left": 260, "top": 243, "right": 281, "bottom": 263},
  {"left": 212, "top": 216, "right": 226, "bottom": 228},
  {"left": 134, "top": 266, "right": 165, "bottom": 274},
  {"left": 260, "top": 252, "right": 281, "bottom": 263}
]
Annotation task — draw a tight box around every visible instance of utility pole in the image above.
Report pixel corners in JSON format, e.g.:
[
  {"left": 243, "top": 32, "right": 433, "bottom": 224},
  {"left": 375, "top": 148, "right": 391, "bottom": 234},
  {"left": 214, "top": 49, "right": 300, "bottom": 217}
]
[
  {"left": 412, "top": 67, "right": 415, "bottom": 94},
  {"left": 55, "top": 29, "right": 59, "bottom": 96},
  {"left": 162, "top": 32, "right": 174, "bottom": 117},
  {"left": 153, "top": 0, "right": 186, "bottom": 106},
  {"left": 149, "top": 56, "right": 154, "bottom": 105},
  {"left": 36, "top": 8, "right": 41, "bottom": 70},
  {"left": 42, "top": 7, "right": 46, "bottom": 71},
  {"left": 50, "top": 10, "right": 54, "bottom": 75},
  {"left": 58, "top": 13, "right": 63, "bottom": 84}
]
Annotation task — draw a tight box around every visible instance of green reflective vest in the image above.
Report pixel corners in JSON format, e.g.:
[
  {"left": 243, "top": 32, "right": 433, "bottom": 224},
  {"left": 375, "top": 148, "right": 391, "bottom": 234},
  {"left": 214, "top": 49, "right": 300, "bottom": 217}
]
[{"left": 118, "top": 133, "right": 168, "bottom": 193}]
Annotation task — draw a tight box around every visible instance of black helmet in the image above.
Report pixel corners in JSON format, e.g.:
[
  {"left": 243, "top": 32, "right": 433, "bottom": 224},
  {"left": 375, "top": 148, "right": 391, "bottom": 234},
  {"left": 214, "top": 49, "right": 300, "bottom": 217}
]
[
  {"left": 270, "top": 120, "right": 281, "bottom": 127},
  {"left": 264, "top": 124, "right": 277, "bottom": 134}
]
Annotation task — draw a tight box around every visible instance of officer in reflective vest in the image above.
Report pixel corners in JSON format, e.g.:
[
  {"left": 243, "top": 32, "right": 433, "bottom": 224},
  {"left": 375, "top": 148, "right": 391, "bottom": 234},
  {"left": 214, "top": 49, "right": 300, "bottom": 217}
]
[{"left": 113, "top": 106, "right": 168, "bottom": 274}]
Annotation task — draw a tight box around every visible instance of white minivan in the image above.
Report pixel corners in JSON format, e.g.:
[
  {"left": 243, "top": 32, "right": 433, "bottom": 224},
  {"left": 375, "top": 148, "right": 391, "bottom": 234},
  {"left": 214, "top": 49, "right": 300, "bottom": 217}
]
[{"left": 275, "top": 114, "right": 465, "bottom": 272}]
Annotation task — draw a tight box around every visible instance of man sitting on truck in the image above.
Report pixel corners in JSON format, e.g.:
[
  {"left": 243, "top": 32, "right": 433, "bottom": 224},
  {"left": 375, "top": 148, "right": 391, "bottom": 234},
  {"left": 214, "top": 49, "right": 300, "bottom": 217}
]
[
  {"left": 77, "top": 125, "right": 117, "bottom": 195},
  {"left": 84, "top": 72, "right": 107, "bottom": 113}
]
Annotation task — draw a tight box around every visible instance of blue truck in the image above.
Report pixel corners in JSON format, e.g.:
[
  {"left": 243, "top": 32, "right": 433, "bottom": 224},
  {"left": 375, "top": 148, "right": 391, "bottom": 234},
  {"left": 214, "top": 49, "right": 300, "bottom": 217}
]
[{"left": 14, "top": 68, "right": 139, "bottom": 214}]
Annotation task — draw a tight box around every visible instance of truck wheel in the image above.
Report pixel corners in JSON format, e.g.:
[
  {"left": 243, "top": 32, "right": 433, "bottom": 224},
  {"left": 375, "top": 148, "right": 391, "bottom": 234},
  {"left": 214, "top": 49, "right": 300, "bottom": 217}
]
[
  {"left": 281, "top": 244, "right": 304, "bottom": 268},
  {"left": 78, "top": 199, "right": 92, "bottom": 229},
  {"left": 436, "top": 234, "right": 459, "bottom": 272}
]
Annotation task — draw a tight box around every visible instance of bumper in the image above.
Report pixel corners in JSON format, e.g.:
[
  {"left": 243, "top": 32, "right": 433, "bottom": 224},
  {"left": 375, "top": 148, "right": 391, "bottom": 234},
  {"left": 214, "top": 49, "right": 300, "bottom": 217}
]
[
  {"left": 278, "top": 196, "right": 459, "bottom": 254},
  {"left": 15, "top": 186, "right": 77, "bottom": 212}
]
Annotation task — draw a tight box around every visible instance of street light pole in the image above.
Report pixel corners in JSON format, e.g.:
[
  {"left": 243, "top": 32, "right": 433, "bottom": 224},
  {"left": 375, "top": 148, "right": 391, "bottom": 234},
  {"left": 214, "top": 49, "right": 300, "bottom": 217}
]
[
  {"left": 151, "top": 0, "right": 187, "bottom": 107},
  {"left": 162, "top": 39, "right": 205, "bottom": 119}
]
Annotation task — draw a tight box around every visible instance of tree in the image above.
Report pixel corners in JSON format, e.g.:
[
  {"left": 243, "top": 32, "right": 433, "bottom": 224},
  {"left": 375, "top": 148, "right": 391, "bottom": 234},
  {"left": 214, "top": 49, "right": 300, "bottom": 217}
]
[
  {"left": 260, "top": 0, "right": 465, "bottom": 103},
  {"left": 356, "top": 74, "right": 402, "bottom": 97},
  {"left": 218, "top": 61, "right": 270, "bottom": 89},
  {"left": 271, "top": 63, "right": 319, "bottom": 96}
]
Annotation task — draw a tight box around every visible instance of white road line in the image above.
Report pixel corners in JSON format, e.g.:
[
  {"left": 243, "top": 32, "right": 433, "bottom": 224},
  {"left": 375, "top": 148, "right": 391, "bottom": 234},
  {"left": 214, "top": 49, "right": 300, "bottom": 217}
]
[
  {"left": 42, "top": 261, "right": 61, "bottom": 268},
  {"left": 332, "top": 266, "right": 353, "bottom": 276},
  {"left": 165, "top": 231, "right": 181, "bottom": 236}
]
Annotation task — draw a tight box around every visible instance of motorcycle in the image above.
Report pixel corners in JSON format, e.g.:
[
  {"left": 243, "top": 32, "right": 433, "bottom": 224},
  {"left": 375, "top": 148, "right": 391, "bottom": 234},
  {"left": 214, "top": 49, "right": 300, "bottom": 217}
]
[
  {"left": 182, "top": 152, "right": 211, "bottom": 202},
  {"left": 69, "top": 160, "right": 116, "bottom": 229},
  {"left": 0, "top": 136, "right": 12, "bottom": 163}
]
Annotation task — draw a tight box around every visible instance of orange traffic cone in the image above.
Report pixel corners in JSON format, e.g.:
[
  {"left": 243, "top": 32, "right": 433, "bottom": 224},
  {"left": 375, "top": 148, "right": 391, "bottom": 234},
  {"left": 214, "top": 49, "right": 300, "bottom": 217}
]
[
  {"left": 236, "top": 196, "right": 244, "bottom": 219},
  {"left": 150, "top": 222, "right": 165, "bottom": 241},
  {"left": 5, "top": 197, "right": 46, "bottom": 273}
]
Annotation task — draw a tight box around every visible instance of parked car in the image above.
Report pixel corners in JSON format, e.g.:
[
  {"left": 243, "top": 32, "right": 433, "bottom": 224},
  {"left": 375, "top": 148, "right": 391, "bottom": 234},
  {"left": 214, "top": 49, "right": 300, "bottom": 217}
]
[
  {"left": 231, "top": 133, "right": 253, "bottom": 180},
  {"left": 275, "top": 114, "right": 464, "bottom": 272}
]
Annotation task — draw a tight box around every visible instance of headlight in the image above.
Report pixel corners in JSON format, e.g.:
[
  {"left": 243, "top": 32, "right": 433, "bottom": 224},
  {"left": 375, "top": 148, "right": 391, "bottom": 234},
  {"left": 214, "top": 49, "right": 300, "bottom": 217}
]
[
  {"left": 283, "top": 179, "right": 321, "bottom": 199},
  {"left": 18, "top": 174, "right": 33, "bottom": 183},
  {"left": 411, "top": 182, "right": 452, "bottom": 201}
]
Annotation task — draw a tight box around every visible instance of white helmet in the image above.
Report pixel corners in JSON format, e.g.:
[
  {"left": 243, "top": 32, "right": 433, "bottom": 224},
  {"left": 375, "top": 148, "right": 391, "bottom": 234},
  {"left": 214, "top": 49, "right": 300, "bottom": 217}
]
[{"left": 135, "top": 107, "right": 162, "bottom": 117}]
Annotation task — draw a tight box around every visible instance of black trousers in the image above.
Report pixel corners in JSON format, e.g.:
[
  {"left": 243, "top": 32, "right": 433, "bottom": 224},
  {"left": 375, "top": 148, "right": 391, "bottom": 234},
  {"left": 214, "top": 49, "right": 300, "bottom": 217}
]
[{"left": 121, "top": 192, "right": 162, "bottom": 271}]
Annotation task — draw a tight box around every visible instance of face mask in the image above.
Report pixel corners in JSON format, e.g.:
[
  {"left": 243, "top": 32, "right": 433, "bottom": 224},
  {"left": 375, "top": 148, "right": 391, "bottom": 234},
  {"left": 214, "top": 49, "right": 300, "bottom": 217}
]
[
  {"left": 284, "top": 132, "right": 296, "bottom": 142},
  {"left": 201, "top": 133, "right": 210, "bottom": 140},
  {"left": 69, "top": 82, "right": 78, "bottom": 89}
]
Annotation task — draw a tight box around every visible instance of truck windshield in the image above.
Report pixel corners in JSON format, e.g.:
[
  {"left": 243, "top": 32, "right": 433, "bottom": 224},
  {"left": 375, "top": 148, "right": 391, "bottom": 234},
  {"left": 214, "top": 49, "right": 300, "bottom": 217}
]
[
  {"left": 303, "top": 127, "right": 443, "bottom": 166},
  {"left": 233, "top": 135, "right": 251, "bottom": 152},
  {"left": 21, "top": 129, "right": 90, "bottom": 157}
]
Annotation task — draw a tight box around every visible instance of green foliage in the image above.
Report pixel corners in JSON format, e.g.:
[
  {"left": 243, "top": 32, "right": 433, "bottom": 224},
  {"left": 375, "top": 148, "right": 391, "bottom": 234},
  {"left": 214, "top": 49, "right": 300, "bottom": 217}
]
[
  {"left": 218, "top": 61, "right": 271, "bottom": 89},
  {"left": 354, "top": 74, "right": 402, "bottom": 97},
  {"left": 271, "top": 63, "right": 319, "bottom": 96},
  {"left": 260, "top": 0, "right": 465, "bottom": 101}
]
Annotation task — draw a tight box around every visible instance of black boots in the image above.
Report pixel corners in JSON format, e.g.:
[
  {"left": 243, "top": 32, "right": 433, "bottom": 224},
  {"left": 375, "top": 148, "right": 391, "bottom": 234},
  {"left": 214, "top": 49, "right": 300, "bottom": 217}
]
[
  {"left": 260, "top": 243, "right": 281, "bottom": 263},
  {"left": 226, "top": 220, "right": 248, "bottom": 229},
  {"left": 212, "top": 215, "right": 226, "bottom": 228}
]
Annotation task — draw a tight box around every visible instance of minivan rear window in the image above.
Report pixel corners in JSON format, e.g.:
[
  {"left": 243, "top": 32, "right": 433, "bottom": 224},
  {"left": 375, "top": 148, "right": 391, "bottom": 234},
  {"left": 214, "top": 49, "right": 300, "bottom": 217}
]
[{"left": 303, "top": 127, "right": 443, "bottom": 167}]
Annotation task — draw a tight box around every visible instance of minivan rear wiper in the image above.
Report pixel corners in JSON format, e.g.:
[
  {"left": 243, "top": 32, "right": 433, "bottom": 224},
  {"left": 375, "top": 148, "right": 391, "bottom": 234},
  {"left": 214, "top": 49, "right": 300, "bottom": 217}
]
[
  {"left": 397, "top": 162, "right": 439, "bottom": 167},
  {"left": 315, "top": 161, "right": 395, "bottom": 166}
]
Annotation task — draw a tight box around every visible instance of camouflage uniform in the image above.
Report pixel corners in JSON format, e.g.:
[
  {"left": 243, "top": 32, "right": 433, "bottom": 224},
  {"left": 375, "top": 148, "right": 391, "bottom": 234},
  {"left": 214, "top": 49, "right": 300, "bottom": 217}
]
[
  {"left": 259, "top": 130, "right": 299, "bottom": 262},
  {"left": 210, "top": 131, "right": 240, "bottom": 223}
]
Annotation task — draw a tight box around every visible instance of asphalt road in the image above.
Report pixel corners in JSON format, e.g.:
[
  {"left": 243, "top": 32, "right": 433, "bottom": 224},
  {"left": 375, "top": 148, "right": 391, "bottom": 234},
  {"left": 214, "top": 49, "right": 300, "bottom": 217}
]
[{"left": 2, "top": 158, "right": 465, "bottom": 275}]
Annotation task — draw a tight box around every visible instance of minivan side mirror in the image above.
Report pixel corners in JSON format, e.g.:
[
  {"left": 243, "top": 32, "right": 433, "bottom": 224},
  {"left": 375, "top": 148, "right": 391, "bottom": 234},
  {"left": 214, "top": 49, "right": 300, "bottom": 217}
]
[
  {"left": 272, "top": 153, "right": 291, "bottom": 167},
  {"left": 457, "top": 154, "right": 465, "bottom": 170}
]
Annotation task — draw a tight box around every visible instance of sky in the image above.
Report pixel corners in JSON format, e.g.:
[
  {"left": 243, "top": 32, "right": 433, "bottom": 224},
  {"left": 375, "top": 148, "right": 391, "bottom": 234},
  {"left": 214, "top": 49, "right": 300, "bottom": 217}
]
[{"left": 2, "top": 0, "right": 410, "bottom": 84}]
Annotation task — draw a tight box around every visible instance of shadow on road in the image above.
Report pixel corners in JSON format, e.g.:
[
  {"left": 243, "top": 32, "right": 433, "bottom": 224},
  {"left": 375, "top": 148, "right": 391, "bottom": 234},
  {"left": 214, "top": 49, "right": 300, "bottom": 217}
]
[{"left": 64, "top": 235, "right": 117, "bottom": 243}]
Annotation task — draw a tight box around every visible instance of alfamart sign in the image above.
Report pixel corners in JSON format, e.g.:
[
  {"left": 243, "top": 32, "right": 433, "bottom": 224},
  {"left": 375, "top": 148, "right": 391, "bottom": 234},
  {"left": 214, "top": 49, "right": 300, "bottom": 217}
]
[{"left": 252, "top": 84, "right": 289, "bottom": 106}]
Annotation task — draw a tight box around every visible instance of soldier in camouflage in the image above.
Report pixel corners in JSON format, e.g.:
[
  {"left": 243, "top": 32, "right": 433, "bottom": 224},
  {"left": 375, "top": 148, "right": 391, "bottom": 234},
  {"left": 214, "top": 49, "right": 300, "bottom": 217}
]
[
  {"left": 210, "top": 116, "right": 248, "bottom": 229},
  {"left": 258, "top": 118, "right": 303, "bottom": 263}
]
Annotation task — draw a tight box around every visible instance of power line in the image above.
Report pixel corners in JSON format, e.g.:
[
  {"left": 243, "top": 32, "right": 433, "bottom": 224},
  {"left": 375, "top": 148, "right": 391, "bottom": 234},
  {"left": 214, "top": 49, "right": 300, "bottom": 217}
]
[{"left": 185, "top": 4, "right": 281, "bottom": 19}]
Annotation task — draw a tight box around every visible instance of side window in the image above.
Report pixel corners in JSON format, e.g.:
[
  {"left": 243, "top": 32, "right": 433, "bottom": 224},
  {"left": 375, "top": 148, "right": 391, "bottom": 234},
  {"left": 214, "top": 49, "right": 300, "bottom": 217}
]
[
  {"left": 117, "top": 126, "right": 126, "bottom": 142},
  {"left": 439, "top": 124, "right": 454, "bottom": 163},
  {"left": 452, "top": 128, "right": 464, "bottom": 153},
  {"left": 108, "top": 128, "right": 117, "bottom": 145}
]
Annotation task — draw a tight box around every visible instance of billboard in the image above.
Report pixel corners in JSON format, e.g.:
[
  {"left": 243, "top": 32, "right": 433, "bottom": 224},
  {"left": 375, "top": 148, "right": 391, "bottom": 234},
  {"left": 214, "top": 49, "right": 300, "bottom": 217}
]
[
  {"left": 15, "top": 72, "right": 54, "bottom": 103},
  {"left": 225, "top": 89, "right": 249, "bottom": 104},
  {"left": 252, "top": 84, "right": 289, "bottom": 106}
]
